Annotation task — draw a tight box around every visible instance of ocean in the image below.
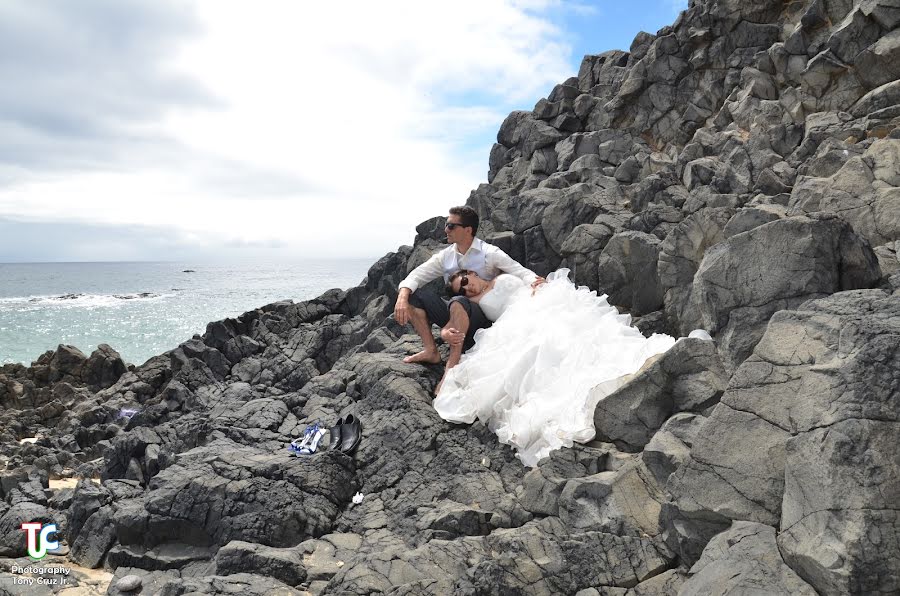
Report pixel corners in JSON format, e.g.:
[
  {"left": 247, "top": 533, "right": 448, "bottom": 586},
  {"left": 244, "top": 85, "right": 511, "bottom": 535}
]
[{"left": 0, "top": 260, "right": 374, "bottom": 366}]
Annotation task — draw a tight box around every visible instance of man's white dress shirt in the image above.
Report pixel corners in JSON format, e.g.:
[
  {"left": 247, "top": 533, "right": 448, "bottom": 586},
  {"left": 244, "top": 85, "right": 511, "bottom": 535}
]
[{"left": 399, "top": 238, "right": 538, "bottom": 293}]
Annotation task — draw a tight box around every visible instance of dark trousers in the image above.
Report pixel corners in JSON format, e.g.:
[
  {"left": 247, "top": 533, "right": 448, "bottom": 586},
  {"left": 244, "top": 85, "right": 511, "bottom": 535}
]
[{"left": 407, "top": 289, "right": 491, "bottom": 351}]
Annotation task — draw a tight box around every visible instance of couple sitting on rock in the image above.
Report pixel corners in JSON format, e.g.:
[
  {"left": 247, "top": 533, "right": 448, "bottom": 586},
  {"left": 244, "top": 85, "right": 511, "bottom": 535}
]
[{"left": 393, "top": 205, "right": 680, "bottom": 467}]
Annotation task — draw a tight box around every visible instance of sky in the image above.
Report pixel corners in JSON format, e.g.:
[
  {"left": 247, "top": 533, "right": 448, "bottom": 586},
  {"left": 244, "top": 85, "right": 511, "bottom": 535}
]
[{"left": 0, "top": 0, "right": 688, "bottom": 263}]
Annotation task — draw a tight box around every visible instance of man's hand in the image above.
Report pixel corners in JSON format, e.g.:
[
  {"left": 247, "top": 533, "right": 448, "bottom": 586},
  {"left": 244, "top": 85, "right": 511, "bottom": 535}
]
[
  {"left": 394, "top": 288, "right": 412, "bottom": 325},
  {"left": 441, "top": 327, "right": 465, "bottom": 346}
]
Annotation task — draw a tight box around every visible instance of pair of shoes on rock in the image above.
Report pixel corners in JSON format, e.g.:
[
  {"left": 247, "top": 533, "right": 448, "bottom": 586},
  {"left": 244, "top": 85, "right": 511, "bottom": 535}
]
[
  {"left": 330, "top": 414, "right": 362, "bottom": 454},
  {"left": 289, "top": 422, "right": 327, "bottom": 456}
]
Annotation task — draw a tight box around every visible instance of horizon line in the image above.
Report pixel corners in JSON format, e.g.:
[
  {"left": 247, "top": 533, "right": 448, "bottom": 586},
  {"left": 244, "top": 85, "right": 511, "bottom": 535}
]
[{"left": 0, "top": 257, "right": 381, "bottom": 265}]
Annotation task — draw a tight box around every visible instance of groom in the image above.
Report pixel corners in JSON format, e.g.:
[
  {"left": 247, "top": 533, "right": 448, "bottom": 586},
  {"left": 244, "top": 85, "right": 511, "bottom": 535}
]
[{"left": 394, "top": 205, "right": 545, "bottom": 384}]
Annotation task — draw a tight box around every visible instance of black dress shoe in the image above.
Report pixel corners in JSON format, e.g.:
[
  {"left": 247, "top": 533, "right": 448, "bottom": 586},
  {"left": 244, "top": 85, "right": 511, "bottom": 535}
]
[
  {"left": 329, "top": 417, "right": 346, "bottom": 450},
  {"left": 340, "top": 414, "right": 362, "bottom": 453}
]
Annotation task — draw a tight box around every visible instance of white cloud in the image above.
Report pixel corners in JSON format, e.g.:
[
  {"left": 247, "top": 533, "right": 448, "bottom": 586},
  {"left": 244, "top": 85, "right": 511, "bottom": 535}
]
[{"left": 0, "top": 0, "right": 576, "bottom": 260}]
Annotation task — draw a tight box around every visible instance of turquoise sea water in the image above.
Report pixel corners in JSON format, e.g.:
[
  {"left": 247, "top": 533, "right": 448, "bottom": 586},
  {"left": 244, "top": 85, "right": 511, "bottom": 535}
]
[{"left": 0, "top": 260, "right": 374, "bottom": 366}]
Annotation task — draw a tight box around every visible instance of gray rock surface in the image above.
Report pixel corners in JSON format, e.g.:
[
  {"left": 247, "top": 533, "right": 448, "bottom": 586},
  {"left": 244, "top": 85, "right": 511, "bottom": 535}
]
[
  {"left": 597, "top": 231, "right": 665, "bottom": 315},
  {"left": 115, "top": 574, "right": 143, "bottom": 592},
  {"left": 680, "top": 522, "right": 817, "bottom": 595},
  {"left": 214, "top": 540, "right": 306, "bottom": 586},
  {"left": 666, "top": 289, "right": 900, "bottom": 581},
  {"left": 594, "top": 338, "right": 726, "bottom": 450},
  {"left": 691, "top": 214, "right": 880, "bottom": 370}
]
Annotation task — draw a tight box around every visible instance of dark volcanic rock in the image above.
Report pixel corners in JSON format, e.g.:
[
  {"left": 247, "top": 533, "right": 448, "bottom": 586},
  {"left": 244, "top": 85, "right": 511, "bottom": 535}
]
[
  {"left": 83, "top": 344, "right": 128, "bottom": 390},
  {"left": 0, "top": 502, "right": 56, "bottom": 557},
  {"left": 596, "top": 231, "right": 665, "bottom": 315},
  {"left": 214, "top": 540, "right": 306, "bottom": 586}
]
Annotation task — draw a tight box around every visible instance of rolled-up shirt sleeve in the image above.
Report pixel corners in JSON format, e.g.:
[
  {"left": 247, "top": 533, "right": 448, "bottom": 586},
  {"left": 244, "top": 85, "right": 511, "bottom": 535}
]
[
  {"left": 398, "top": 250, "right": 446, "bottom": 292},
  {"left": 488, "top": 247, "right": 538, "bottom": 284}
]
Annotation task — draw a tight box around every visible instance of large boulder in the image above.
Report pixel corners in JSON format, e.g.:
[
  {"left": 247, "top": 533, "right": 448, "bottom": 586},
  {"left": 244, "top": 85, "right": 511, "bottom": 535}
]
[
  {"left": 594, "top": 338, "right": 727, "bottom": 450},
  {"left": 45, "top": 344, "right": 88, "bottom": 384},
  {"left": 83, "top": 344, "right": 128, "bottom": 390},
  {"left": 116, "top": 439, "right": 357, "bottom": 549},
  {"left": 558, "top": 459, "right": 665, "bottom": 538},
  {"left": 679, "top": 522, "right": 817, "bottom": 595},
  {"left": 214, "top": 540, "right": 307, "bottom": 587},
  {"left": 0, "top": 502, "right": 56, "bottom": 557},
  {"left": 790, "top": 139, "right": 900, "bottom": 248},
  {"left": 775, "top": 290, "right": 900, "bottom": 595},
  {"left": 642, "top": 412, "right": 706, "bottom": 487},
  {"left": 665, "top": 289, "right": 900, "bottom": 573},
  {"left": 691, "top": 214, "right": 880, "bottom": 369},
  {"left": 658, "top": 207, "right": 736, "bottom": 336},
  {"left": 71, "top": 504, "right": 118, "bottom": 567},
  {"left": 596, "top": 231, "right": 665, "bottom": 315}
]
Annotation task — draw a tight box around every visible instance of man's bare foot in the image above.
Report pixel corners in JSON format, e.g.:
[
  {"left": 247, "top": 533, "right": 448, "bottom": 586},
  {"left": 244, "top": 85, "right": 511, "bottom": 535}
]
[{"left": 403, "top": 350, "right": 441, "bottom": 364}]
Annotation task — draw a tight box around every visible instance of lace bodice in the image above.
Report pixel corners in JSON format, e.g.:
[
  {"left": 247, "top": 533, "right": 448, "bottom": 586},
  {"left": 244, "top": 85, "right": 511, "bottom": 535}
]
[{"left": 478, "top": 274, "right": 526, "bottom": 321}]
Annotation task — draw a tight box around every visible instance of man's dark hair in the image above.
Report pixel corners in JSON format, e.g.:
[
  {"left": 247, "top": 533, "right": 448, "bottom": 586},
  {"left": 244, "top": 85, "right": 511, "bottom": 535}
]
[{"left": 449, "top": 206, "right": 479, "bottom": 235}]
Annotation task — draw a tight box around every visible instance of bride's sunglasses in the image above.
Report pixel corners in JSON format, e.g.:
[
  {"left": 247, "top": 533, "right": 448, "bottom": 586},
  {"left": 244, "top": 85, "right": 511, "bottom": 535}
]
[{"left": 450, "top": 271, "right": 470, "bottom": 296}]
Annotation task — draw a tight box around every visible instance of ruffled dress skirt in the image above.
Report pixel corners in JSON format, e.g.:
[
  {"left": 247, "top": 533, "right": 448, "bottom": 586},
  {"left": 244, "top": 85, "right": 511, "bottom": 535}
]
[{"left": 433, "top": 269, "right": 676, "bottom": 467}]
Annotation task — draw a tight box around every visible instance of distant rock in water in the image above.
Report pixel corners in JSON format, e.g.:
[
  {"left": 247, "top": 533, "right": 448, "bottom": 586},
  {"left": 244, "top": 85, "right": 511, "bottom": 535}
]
[
  {"left": 3, "top": 0, "right": 900, "bottom": 593},
  {"left": 30, "top": 293, "right": 85, "bottom": 302},
  {"left": 112, "top": 292, "right": 158, "bottom": 300},
  {"left": 182, "top": 269, "right": 196, "bottom": 273}
]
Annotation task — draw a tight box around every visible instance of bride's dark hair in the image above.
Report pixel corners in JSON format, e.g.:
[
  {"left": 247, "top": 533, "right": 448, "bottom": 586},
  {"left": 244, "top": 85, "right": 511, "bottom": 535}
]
[{"left": 447, "top": 270, "right": 468, "bottom": 297}]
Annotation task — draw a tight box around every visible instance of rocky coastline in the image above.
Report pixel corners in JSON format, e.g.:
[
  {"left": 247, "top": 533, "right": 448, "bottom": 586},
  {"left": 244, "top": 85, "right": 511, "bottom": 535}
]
[{"left": 2, "top": 0, "right": 900, "bottom": 594}]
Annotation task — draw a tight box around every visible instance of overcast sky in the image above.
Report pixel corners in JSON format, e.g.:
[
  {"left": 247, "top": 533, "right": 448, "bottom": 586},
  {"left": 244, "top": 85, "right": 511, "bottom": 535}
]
[{"left": 0, "top": 0, "right": 686, "bottom": 263}]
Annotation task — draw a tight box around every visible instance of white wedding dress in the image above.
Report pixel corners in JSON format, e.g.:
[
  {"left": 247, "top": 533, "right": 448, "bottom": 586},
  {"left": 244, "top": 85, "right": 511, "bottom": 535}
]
[{"left": 433, "top": 269, "right": 678, "bottom": 467}]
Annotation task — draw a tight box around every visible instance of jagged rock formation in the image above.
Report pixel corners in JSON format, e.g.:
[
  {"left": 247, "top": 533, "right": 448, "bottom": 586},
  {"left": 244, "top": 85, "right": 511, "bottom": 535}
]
[{"left": 2, "top": 0, "right": 900, "bottom": 594}]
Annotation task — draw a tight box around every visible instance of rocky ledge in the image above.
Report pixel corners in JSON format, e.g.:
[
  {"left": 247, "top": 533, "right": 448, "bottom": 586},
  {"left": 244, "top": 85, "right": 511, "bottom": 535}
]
[{"left": 3, "top": 0, "right": 900, "bottom": 594}]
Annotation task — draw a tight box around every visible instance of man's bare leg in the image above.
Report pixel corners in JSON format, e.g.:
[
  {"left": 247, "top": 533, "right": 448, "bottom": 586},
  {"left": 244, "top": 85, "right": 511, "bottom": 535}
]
[
  {"left": 403, "top": 305, "right": 441, "bottom": 364},
  {"left": 436, "top": 302, "right": 470, "bottom": 393}
]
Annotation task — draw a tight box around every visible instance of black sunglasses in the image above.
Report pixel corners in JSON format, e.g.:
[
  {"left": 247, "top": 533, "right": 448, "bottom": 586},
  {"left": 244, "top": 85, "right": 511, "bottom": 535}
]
[
  {"left": 445, "top": 222, "right": 466, "bottom": 230},
  {"left": 450, "top": 271, "right": 469, "bottom": 295}
]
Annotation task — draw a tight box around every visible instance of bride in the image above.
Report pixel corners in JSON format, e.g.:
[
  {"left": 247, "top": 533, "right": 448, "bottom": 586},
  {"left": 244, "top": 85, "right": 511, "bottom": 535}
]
[{"left": 433, "top": 268, "right": 682, "bottom": 467}]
